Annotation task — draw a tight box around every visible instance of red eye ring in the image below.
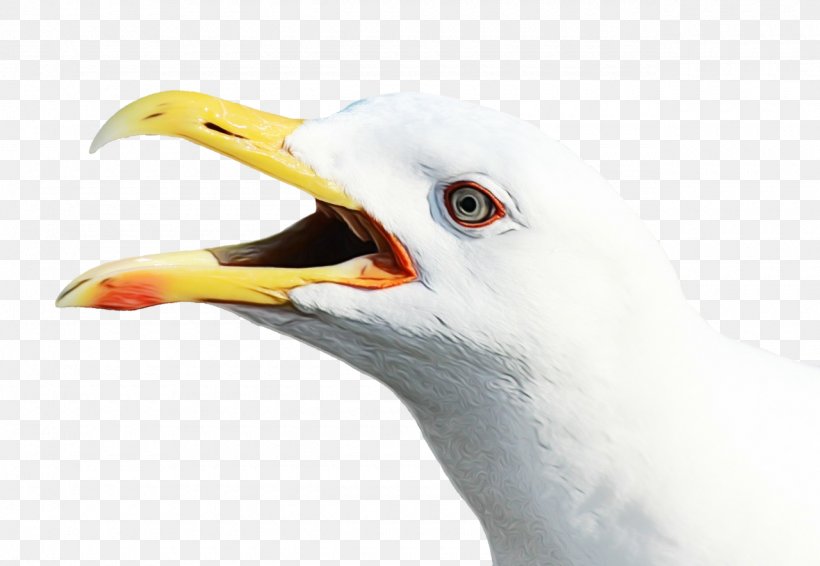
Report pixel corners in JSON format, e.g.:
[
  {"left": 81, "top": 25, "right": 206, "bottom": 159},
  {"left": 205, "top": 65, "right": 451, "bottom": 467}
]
[{"left": 443, "top": 181, "right": 506, "bottom": 228}]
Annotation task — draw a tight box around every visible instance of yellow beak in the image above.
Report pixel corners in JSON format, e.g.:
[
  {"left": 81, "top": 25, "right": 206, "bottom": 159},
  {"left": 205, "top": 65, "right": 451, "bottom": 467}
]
[{"left": 56, "top": 91, "right": 414, "bottom": 311}]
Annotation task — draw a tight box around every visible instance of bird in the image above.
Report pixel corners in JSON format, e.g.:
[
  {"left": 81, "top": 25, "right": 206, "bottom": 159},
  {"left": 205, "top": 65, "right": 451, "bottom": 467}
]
[{"left": 57, "top": 91, "right": 820, "bottom": 566}]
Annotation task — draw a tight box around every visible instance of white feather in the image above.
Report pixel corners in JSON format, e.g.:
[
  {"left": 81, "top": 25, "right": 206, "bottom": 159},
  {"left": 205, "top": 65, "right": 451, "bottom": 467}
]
[{"left": 229, "top": 93, "right": 820, "bottom": 565}]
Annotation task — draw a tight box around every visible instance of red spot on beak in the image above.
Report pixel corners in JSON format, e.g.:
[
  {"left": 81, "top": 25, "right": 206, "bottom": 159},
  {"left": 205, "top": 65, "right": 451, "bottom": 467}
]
[{"left": 93, "top": 275, "right": 165, "bottom": 311}]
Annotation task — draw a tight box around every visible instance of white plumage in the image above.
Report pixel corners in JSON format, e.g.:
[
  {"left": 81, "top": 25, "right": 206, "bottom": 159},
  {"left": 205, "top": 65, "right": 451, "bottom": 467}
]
[
  {"left": 261, "top": 94, "right": 820, "bottom": 565},
  {"left": 61, "top": 92, "right": 820, "bottom": 565}
]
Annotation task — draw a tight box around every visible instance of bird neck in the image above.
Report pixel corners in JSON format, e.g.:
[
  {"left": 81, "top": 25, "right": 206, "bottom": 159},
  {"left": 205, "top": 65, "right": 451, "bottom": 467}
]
[
  {"left": 381, "top": 286, "right": 703, "bottom": 565},
  {"left": 391, "top": 353, "right": 617, "bottom": 564},
  {"left": 403, "top": 371, "right": 588, "bottom": 565}
]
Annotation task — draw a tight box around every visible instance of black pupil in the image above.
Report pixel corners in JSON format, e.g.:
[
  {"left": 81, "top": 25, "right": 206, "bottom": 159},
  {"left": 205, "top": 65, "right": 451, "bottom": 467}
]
[{"left": 459, "top": 194, "right": 478, "bottom": 214}]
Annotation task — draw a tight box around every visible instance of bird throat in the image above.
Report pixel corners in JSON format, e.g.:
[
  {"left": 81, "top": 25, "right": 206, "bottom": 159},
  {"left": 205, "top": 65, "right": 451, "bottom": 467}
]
[{"left": 283, "top": 314, "right": 626, "bottom": 565}]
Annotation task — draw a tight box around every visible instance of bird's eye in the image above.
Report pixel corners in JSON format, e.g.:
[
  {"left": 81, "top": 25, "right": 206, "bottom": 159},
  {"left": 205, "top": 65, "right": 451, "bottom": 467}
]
[{"left": 444, "top": 181, "right": 505, "bottom": 227}]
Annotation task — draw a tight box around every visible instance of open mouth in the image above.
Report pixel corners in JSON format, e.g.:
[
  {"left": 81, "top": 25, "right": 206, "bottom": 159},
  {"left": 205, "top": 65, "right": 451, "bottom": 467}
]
[
  {"left": 55, "top": 91, "right": 416, "bottom": 311},
  {"left": 210, "top": 202, "right": 409, "bottom": 275}
]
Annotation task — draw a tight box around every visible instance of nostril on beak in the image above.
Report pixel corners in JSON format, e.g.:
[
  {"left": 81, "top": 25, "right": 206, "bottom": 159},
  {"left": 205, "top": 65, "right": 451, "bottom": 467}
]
[{"left": 203, "top": 121, "right": 247, "bottom": 139}]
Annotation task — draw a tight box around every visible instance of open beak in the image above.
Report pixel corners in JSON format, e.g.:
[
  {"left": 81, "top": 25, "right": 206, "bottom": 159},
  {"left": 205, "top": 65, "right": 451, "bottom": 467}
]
[{"left": 56, "top": 91, "right": 415, "bottom": 311}]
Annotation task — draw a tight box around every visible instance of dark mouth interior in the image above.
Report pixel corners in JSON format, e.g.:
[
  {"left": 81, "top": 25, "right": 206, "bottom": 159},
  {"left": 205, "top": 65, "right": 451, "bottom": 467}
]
[{"left": 209, "top": 202, "right": 392, "bottom": 269}]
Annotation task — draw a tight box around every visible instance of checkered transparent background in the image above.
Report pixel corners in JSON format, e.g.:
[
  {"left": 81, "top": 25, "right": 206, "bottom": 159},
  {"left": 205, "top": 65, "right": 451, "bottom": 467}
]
[{"left": 3, "top": 1, "right": 820, "bottom": 564}]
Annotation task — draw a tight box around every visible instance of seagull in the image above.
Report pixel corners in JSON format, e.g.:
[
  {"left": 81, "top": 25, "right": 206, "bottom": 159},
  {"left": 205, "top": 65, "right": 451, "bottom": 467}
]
[{"left": 57, "top": 91, "right": 820, "bottom": 566}]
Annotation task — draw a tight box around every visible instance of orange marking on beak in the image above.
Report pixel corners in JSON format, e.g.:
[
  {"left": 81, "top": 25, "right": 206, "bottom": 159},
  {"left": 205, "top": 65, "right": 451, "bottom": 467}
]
[{"left": 93, "top": 274, "right": 165, "bottom": 311}]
